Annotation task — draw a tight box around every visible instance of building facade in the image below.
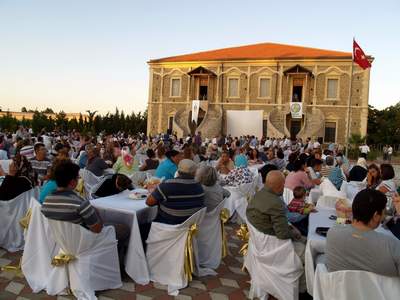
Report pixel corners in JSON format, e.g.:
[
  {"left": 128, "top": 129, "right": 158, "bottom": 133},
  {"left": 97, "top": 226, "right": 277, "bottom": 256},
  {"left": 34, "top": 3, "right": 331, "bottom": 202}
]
[{"left": 147, "top": 42, "right": 372, "bottom": 144}]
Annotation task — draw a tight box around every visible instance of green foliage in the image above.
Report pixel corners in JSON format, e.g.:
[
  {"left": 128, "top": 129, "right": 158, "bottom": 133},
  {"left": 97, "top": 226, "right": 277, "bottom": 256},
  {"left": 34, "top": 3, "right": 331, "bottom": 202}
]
[
  {"left": 367, "top": 102, "right": 400, "bottom": 145},
  {"left": 0, "top": 112, "right": 19, "bottom": 132},
  {"left": 1, "top": 107, "right": 147, "bottom": 135}
]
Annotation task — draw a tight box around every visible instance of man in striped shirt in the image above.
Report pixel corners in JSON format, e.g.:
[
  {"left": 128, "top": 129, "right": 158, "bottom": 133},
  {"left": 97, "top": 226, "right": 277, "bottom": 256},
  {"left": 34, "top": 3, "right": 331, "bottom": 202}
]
[
  {"left": 42, "top": 160, "right": 130, "bottom": 272},
  {"left": 41, "top": 160, "right": 102, "bottom": 233},
  {"left": 30, "top": 143, "right": 52, "bottom": 185},
  {"left": 146, "top": 159, "right": 205, "bottom": 225}
]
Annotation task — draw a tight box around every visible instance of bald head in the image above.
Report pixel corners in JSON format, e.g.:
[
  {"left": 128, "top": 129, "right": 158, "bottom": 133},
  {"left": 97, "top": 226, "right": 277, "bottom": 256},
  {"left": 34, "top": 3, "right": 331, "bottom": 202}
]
[{"left": 265, "top": 170, "right": 285, "bottom": 195}]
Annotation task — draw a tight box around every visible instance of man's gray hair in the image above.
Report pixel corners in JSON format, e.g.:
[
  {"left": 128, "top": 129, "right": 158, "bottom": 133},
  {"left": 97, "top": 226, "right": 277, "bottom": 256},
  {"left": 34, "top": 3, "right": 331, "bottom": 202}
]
[
  {"left": 195, "top": 165, "right": 218, "bottom": 186},
  {"left": 178, "top": 159, "right": 197, "bottom": 176}
]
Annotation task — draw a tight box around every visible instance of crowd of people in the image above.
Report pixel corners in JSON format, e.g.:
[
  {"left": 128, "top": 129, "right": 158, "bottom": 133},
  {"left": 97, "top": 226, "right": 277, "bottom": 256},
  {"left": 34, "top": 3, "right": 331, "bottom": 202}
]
[{"left": 1, "top": 126, "right": 400, "bottom": 298}]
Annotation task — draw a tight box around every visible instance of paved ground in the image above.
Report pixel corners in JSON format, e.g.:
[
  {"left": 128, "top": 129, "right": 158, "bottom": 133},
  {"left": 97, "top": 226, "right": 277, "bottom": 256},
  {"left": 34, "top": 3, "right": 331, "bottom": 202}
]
[{"left": 0, "top": 225, "right": 252, "bottom": 300}]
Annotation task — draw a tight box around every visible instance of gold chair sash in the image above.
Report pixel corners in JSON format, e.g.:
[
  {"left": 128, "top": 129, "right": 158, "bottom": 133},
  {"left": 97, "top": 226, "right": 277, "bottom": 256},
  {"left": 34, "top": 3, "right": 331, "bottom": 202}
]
[
  {"left": 184, "top": 223, "right": 198, "bottom": 282},
  {"left": 19, "top": 208, "right": 32, "bottom": 230},
  {"left": 51, "top": 253, "right": 76, "bottom": 266},
  {"left": 75, "top": 178, "right": 85, "bottom": 197},
  {"left": 236, "top": 224, "right": 249, "bottom": 271},
  {"left": 220, "top": 208, "right": 230, "bottom": 258}
]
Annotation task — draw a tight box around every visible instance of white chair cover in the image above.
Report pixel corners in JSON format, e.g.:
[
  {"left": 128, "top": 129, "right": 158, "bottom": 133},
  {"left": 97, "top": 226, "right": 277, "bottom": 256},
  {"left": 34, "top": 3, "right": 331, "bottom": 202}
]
[
  {"left": 319, "top": 179, "right": 346, "bottom": 198},
  {"left": 46, "top": 220, "right": 122, "bottom": 299},
  {"left": 146, "top": 208, "right": 207, "bottom": 296},
  {"left": 244, "top": 223, "right": 303, "bottom": 300},
  {"left": 313, "top": 263, "right": 400, "bottom": 300},
  {"left": 283, "top": 187, "right": 294, "bottom": 206},
  {"left": 340, "top": 181, "right": 366, "bottom": 202},
  {"left": 82, "top": 169, "right": 103, "bottom": 200},
  {"left": 0, "top": 189, "right": 36, "bottom": 252},
  {"left": 22, "top": 198, "right": 59, "bottom": 293},
  {"left": 0, "top": 159, "right": 12, "bottom": 173},
  {"left": 197, "top": 200, "right": 226, "bottom": 270},
  {"left": 89, "top": 174, "right": 112, "bottom": 199},
  {"left": 316, "top": 195, "right": 339, "bottom": 209}
]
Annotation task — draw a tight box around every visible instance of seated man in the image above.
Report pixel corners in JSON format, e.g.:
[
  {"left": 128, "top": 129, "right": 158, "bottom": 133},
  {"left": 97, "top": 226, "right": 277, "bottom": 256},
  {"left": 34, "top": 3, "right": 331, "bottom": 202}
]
[
  {"left": 146, "top": 159, "right": 204, "bottom": 225},
  {"left": 326, "top": 189, "right": 400, "bottom": 276},
  {"left": 41, "top": 161, "right": 129, "bottom": 268},
  {"left": 246, "top": 170, "right": 306, "bottom": 292},
  {"left": 30, "top": 142, "right": 52, "bottom": 184}
]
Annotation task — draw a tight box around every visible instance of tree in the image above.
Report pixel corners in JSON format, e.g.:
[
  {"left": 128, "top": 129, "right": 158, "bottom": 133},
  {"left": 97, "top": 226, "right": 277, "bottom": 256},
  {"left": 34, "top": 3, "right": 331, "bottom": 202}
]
[
  {"left": 42, "top": 108, "right": 54, "bottom": 114},
  {"left": 21, "top": 107, "right": 27, "bottom": 112}
]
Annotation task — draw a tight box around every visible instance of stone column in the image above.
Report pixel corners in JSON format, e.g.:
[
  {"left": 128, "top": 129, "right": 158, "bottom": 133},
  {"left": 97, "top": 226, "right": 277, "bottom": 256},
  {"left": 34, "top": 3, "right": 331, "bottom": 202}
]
[
  {"left": 157, "top": 67, "right": 164, "bottom": 133},
  {"left": 246, "top": 66, "right": 250, "bottom": 110}
]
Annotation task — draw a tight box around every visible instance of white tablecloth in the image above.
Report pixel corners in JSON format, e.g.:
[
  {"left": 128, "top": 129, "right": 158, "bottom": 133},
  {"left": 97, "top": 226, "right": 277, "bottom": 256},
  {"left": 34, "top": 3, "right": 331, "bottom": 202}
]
[
  {"left": 90, "top": 190, "right": 157, "bottom": 284},
  {"left": 305, "top": 208, "right": 394, "bottom": 295}
]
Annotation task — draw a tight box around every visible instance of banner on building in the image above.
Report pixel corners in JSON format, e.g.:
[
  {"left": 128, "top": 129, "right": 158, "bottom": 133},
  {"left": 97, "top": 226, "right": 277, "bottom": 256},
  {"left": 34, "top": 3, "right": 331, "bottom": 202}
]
[
  {"left": 192, "top": 100, "right": 200, "bottom": 123},
  {"left": 290, "top": 102, "right": 302, "bottom": 119}
]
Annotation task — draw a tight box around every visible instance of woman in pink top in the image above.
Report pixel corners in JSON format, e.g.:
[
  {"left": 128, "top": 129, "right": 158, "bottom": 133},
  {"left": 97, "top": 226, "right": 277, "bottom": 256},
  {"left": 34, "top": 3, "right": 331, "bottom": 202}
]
[{"left": 285, "top": 159, "right": 320, "bottom": 190}]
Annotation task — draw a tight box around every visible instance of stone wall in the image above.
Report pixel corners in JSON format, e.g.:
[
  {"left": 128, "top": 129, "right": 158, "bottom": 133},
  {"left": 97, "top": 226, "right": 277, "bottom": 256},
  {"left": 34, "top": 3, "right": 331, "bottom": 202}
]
[{"left": 147, "top": 61, "right": 370, "bottom": 141}]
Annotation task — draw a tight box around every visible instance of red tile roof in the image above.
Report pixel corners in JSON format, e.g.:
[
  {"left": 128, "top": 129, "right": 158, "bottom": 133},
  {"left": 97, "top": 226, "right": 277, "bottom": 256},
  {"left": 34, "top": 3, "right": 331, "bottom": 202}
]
[{"left": 149, "top": 42, "right": 352, "bottom": 63}]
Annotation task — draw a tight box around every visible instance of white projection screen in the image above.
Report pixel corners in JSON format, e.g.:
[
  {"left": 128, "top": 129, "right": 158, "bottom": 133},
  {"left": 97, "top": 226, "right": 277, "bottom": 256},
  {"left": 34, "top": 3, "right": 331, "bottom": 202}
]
[{"left": 226, "top": 110, "right": 263, "bottom": 137}]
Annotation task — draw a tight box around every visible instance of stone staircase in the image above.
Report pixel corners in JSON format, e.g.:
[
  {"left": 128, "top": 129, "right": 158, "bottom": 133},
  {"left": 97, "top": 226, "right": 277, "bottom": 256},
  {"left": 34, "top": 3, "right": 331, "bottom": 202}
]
[
  {"left": 268, "top": 107, "right": 289, "bottom": 137},
  {"left": 173, "top": 104, "right": 223, "bottom": 138},
  {"left": 297, "top": 107, "right": 325, "bottom": 140}
]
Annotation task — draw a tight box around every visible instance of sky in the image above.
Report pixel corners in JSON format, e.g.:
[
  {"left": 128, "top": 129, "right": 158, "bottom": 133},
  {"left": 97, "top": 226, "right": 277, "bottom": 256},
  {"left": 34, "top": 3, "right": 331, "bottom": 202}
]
[{"left": 0, "top": 0, "right": 399, "bottom": 115}]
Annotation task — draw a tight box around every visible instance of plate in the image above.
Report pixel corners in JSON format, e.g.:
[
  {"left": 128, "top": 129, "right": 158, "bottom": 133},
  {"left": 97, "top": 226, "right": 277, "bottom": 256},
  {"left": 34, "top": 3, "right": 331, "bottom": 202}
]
[{"left": 129, "top": 191, "right": 148, "bottom": 200}]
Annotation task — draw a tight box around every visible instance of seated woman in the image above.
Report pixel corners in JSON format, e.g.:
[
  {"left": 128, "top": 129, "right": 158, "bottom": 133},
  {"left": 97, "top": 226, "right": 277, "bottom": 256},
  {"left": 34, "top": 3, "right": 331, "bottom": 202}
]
[
  {"left": 140, "top": 149, "right": 159, "bottom": 171},
  {"left": 93, "top": 173, "right": 133, "bottom": 198},
  {"left": 285, "top": 158, "right": 320, "bottom": 191},
  {"left": 376, "top": 164, "right": 397, "bottom": 212},
  {"left": 113, "top": 146, "right": 140, "bottom": 176},
  {"left": 221, "top": 160, "right": 253, "bottom": 187},
  {"left": 0, "top": 153, "right": 35, "bottom": 200},
  {"left": 366, "top": 163, "right": 381, "bottom": 189},
  {"left": 196, "top": 165, "right": 231, "bottom": 212},
  {"left": 216, "top": 151, "right": 234, "bottom": 175},
  {"left": 247, "top": 148, "right": 263, "bottom": 165}
]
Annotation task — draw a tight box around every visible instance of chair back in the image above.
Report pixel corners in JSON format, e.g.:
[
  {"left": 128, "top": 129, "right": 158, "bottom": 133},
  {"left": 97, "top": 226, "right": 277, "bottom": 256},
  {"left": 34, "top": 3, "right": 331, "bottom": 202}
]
[
  {"left": 46, "top": 220, "right": 121, "bottom": 298},
  {"left": 22, "top": 198, "right": 59, "bottom": 293},
  {"left": 146, "top": 207, "right": 206, "bottom": 296},
  {"left": 82, "top": 169, "right": 103, "bottom": 200},
  {"left": 245, "top": 222, "right": 303, "bottom": 300},
  {"left": 283, "top": 187, "right": 294, "bottom": 205},
  {"left": 198, "top": 200, "right": 226, "bottom": 269},
  {"left": 316, "top": 195, "right": 339, "bottom": 209},
  {"left": 0, "top": 189, "right": 35, "bottom": 252},
  {"left": 313, "top": 263, "right": 400, "bottom": 300},
  {"left": 0, "top": 159, "right": 12, "bottom": 173}
]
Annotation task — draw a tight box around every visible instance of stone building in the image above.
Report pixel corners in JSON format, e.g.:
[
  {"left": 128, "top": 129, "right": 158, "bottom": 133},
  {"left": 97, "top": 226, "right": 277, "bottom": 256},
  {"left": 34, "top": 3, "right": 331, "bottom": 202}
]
[{"left": 146, "top": 42, "right": 372, "bottom": 144}]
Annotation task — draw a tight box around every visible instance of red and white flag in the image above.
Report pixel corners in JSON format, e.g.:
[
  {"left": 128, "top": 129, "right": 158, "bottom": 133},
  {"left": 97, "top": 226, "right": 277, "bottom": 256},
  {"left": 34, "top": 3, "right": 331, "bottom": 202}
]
[{"left": 353, "top": 40, "right": 371, "bottom": 69}]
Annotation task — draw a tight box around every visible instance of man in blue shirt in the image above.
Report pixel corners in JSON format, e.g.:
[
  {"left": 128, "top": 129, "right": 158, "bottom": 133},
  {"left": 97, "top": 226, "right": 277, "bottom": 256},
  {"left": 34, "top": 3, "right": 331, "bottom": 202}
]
[{"left": 155, "top": 150, "right": 182, "bottom": 180}]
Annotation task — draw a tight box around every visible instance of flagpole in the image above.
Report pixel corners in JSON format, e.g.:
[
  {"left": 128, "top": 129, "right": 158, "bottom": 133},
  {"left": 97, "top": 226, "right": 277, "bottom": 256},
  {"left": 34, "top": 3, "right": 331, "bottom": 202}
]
[{"left": 345, "top": 38, "right": 355, "bottom": 158}]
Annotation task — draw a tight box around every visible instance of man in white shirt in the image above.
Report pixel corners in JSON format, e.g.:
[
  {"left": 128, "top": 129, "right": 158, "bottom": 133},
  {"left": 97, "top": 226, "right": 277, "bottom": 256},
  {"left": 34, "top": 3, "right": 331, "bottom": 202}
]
[
  {"left": 387, "top": 145, "right": 393, "bottom": 162},
  {"left": 359, "top": 143, "right": 370, "bottom": 156}
]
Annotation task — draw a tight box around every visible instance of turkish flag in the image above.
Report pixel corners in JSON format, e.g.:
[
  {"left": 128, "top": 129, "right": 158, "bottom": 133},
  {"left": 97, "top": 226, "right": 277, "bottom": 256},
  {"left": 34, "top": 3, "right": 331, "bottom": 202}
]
[{"left": 353, "top": 40, "right": 371, "bottom": 69}]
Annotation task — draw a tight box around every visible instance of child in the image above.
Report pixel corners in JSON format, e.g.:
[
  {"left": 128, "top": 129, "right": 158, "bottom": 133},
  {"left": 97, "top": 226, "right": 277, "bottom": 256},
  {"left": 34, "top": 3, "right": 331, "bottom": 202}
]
[{"left": 287, "top": 186, "right": 316, "bottom": 236}]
